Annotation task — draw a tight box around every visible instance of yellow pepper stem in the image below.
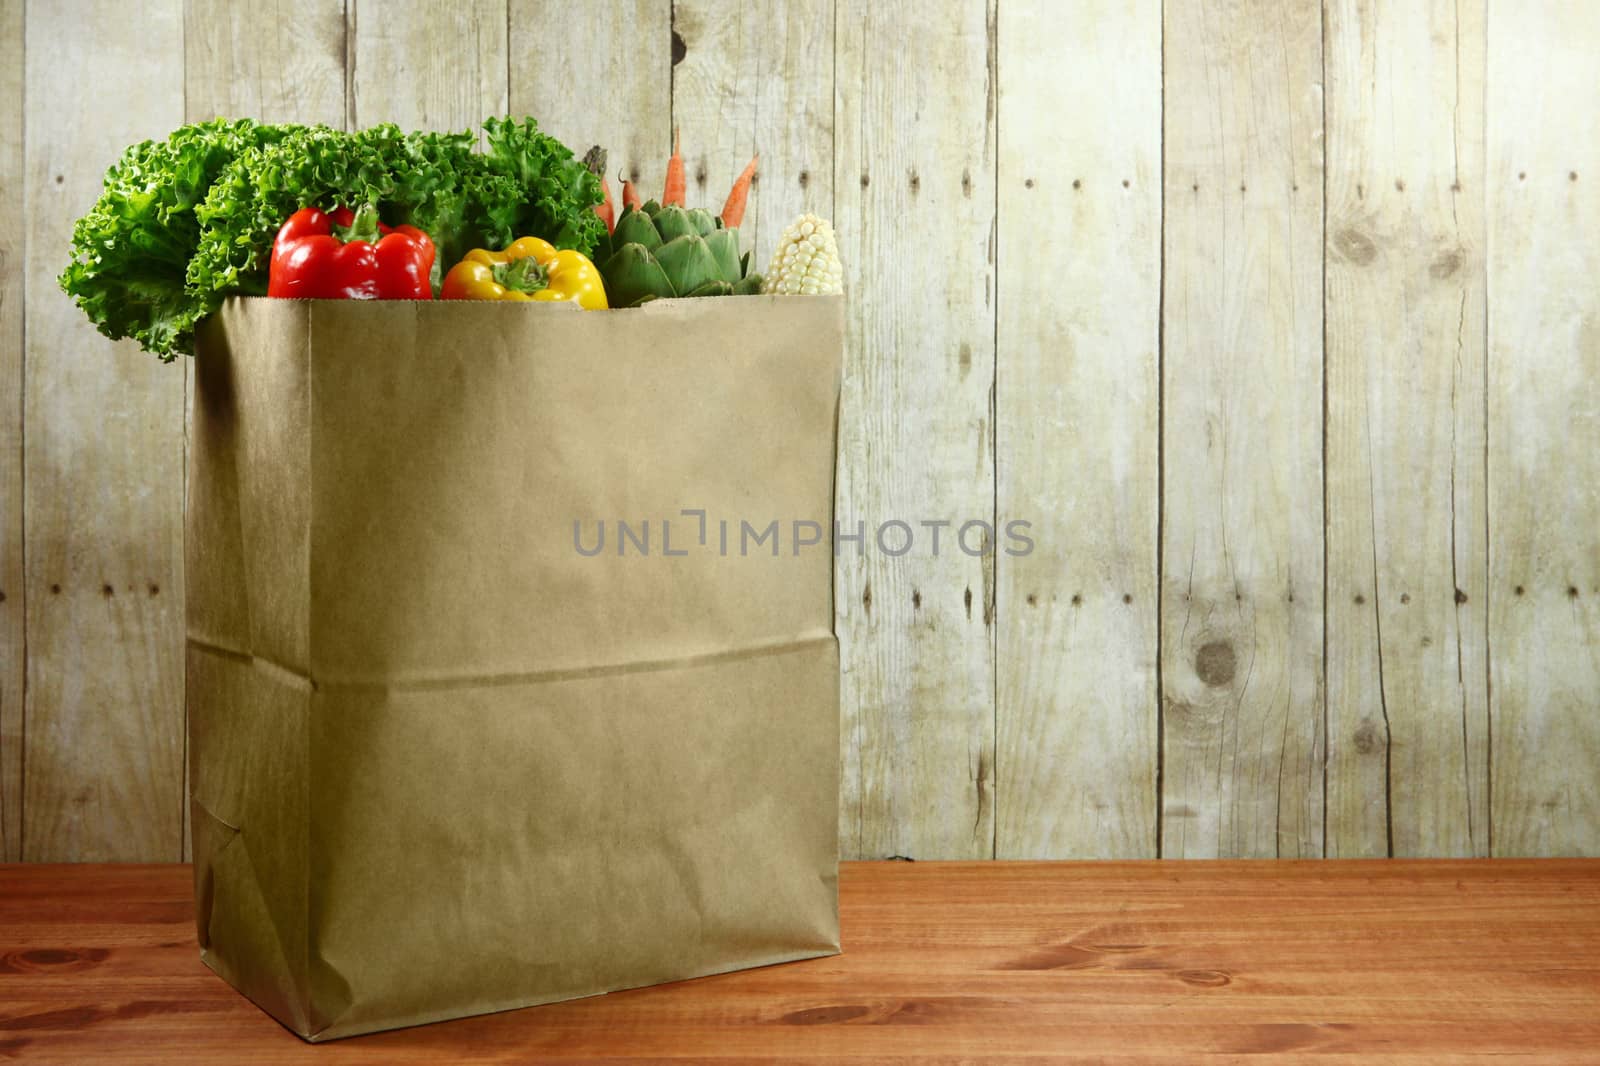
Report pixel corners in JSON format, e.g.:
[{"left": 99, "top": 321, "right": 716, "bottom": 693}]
[{"left": 494, "top": 256, "right": 549, "bottom": 294}]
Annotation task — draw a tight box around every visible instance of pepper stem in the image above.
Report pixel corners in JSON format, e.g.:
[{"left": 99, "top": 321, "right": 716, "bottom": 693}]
[
  {"left": 494, "top": 255, "right": 549, "bottom": 294},
  {"left": 334, "top": 203, "right": 383, "bottom": 245}
]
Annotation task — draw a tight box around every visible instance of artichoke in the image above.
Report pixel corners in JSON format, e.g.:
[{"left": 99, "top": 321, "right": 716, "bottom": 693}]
[{"left": 593, "top": 200, "right": 763, "bottom": 307}]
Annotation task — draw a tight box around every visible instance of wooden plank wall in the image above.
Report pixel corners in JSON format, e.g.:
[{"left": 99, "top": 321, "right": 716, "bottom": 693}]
[
  {"left": 1161, "top": 0, "right": 1326, "bottom": 859},
  {"left": 2, "top": 0, "right": 1596, "bottom": 861},
  {"left": 0, "top": 0, "right": 21, "bottom": 863},
  {"left": 1486, "top": 2, "right": 1600, "bottom": 856},
  {"left": 20, "top": 0, "right": 186, "bottom": 862},
  {"left": 1325, "top": 0, "right": 1489, "bottom": 858},
  {"left": 994, "top": 0, "right": 1160, "bottom": 859},
  {"left": 835, "top": 0, "right": 997, "bottom": 859}
]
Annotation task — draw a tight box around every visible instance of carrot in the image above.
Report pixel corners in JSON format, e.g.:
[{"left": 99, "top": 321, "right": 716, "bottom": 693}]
[
  {"left": 719, "top": 154, "right": 759, "bottom": 228},
  {"left": 663, "top": 128, "right": 686, "bottom": 207},
  {"left": 621, "top": 173, "right": 642, "bottom": 212},
  {"left": 595, "top": 174, "right": 615, "bottom": 233}
]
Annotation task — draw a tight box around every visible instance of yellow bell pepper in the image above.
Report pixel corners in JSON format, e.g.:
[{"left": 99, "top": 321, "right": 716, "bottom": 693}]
[{"left": 440, "top": 236, "right": 608, "bottom": 309}]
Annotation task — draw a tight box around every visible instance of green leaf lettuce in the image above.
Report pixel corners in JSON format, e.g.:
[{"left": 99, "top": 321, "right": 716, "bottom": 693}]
[{"left": 60, "top": 117, "right": 604, "bottom": 361}]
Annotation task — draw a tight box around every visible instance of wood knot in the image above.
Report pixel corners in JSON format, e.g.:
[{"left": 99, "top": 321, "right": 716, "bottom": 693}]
[
  {"left": 781, "top": 1004, "right": 871, "bottom": 1025},
  {"left": 0, "top": 947, "right": 109, "bottom": 974},
  {"left": 1195, "top": 641, "right": 1236, "bottom": 686},
  {"left": 1430, "top": 249, "right": 1462, "bottom": 279},
  {"left": 1353, "top": 722, "right": 1380, "bottom": 754},
  {"left": 999, "top": 943, "right": 1102, "bottom": 970},
  {"left": 1177, "top": 969, "right": 1232, "bottom": 987},
  {"left": 1335, "top": 228, "right": 1378, "bottom": 265}
]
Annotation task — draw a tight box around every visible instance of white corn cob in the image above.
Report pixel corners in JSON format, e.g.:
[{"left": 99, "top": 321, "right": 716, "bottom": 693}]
[{"left": 761, "top": 214, "right": 844, "bottom": 296}]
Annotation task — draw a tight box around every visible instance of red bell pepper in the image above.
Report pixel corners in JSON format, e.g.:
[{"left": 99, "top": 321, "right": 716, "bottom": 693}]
[{"left": 267, "top": 205, "right": 435, "bottom": 300}]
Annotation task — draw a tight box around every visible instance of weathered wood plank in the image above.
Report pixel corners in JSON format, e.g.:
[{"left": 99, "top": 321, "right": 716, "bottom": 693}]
[
  {"left": 1486, "top": 2, "right": 1600, "bottom": 857},
  {"left": 0, "top": 0, "right": 22, "bottom": 862},
  {"left": 185, "top": 0, "right": 347, "bottom": 126},
  {"left": 834, "top": 0, "right": 997, "bottom": 858},
  {"left": 348, "top": 0, "right": 508, "bottom": 130},
  {"left": 670, "top": 0, "right": 833, "bottom": 260},
  {"left": 509, "top": 1, "right": 671, "bottom": 201},
  {"left": 21, "top": 0, "right": 187, "bottom": 860},
  {"left": 1324, "top": 0, "right": 1489, "bottom": 858},
  {"left": 1160, "top": 0, "right": 1325, "bottom": 858},
  {"left": 182, "top": 0, "right": 346, "bottom": 863},
  {"left": 994, "top": 0, "right": 1160, "bottom": 858}
]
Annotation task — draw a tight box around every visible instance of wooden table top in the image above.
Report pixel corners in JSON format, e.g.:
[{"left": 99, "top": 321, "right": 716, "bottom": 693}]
[{"left": 2, "top": 860, "right": 1597, "bottom": 1063}]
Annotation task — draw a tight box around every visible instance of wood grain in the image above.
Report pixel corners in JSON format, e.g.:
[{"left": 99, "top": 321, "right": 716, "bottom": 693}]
[
  {"left": 20, "top": 0, "right": 187, "bottom": 861},
  {"left": 670, "top": 0, "right": 834, "bottom": 260},
  {"left": 0, "top": 0, "right": 22, "bottom": 863},
  {"left": 1486, "top": 2, "right": 1600, "bottom": 857},
  {"left": 1160, "top": 0, "right": 1326, "bottom": 858},
  {"left": 508, "top": 0, "right": 669, "bottom": 182},
  {"left": 2, "top": 861, "right": 1598, "bottom": 1061},
  {"left": 833, "top": 0, "right": 998, "bottom": 859},
  {"left": 181, "top": 0, "right": 347, "bottom": 863},
  {"left": 3, "top": 0, "right": 1600, "bottom": 862},
  {"left": 347, "top": 0, "right": 508, "bottom": 131},
  {"left": 184, "top": 0, "right": 347, "bottom": 126},
  {"left": 994, "top": 0, "right": 1160, "bottom": 858},
  {"left": 1324, "top": 0, "right": 1489, "bottom": 858}
]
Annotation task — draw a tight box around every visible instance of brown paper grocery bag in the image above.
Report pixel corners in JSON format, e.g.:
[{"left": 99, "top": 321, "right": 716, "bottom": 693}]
[{"left": 186, "top": 295, "right": 843, "bottom": 1041}]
